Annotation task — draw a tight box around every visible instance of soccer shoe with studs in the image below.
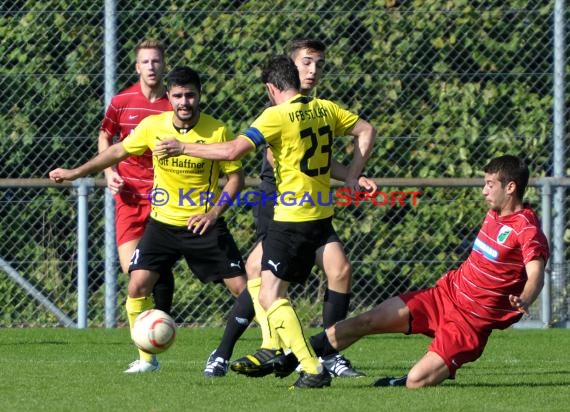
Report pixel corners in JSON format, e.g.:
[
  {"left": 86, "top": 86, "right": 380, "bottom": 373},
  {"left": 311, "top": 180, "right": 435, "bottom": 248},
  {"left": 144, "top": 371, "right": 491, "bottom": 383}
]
[
  {"left": 321, "top": 353, "right": 366, "bottom": 377},
  {"left": 274, "top": 351, "right": 299, "bottom": 378},
  {"left": 123, "top": 359, "right": 160, "bottom": 374},
  {"left": 290, "top": 370, "right": 332, "bottom": 389},
  {"left": 230, "top": 348, "right": 282, "bottom": 377},
  {"left": 203, "top": 350, "right": 229, "bottom": 377},
  {"left": 372, "top": 375, "right": 408, "bottom": 387}
]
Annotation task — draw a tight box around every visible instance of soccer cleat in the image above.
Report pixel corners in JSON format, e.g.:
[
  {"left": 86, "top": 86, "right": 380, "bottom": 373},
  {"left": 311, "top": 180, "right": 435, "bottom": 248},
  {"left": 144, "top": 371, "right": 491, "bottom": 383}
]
[
  {"left": 230, "top": 348, "right": 282, "bottom": 377},
  {"left": 274, "top": 351, "right": 299, "bottom": 378},
  {"left": 203, "top": 350, "right": 229, "bottom": 377},
  {"left": 372, "top": 375, "right": 408, "bottom": 387},
  {"left": 123, "top": 359, "right": 160, "bottom": 374},
  {"left": 321, "top": 353, "right": 366, "bottom": 377},
  {"left": 290, "top": 370, "right": 332, "bottom": 389}
]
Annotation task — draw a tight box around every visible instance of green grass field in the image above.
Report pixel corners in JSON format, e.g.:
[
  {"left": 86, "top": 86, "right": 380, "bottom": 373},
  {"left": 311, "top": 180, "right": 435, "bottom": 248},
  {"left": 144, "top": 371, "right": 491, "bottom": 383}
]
[{"left": 2, "top": 327, "right": 570, "bottom": 412}]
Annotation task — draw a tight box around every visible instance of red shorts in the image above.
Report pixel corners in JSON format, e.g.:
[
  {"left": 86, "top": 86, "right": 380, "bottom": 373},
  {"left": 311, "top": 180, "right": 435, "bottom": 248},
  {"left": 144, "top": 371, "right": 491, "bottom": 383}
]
[
  {"left": 400, "top": 286, "right": 491, "bottom": 378},
  {"left": 115, "top": 198, "right": 151, "bottom": 246}
]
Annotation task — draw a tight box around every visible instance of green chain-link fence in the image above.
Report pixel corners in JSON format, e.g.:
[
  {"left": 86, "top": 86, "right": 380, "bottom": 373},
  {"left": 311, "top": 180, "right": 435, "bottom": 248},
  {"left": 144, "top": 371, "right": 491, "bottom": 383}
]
[{"left": 1, "top": 1, "right": 568, "bottom": 327}]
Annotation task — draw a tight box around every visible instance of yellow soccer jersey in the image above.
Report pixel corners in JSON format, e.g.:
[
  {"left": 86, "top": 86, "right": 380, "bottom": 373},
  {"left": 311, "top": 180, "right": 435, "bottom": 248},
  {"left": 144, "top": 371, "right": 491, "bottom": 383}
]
[
  {"left": 241, "top": 94, "right": 359, "bottom": 222},
  {"left": 122, "top": 111, "right": 242, "bottom": 226}
]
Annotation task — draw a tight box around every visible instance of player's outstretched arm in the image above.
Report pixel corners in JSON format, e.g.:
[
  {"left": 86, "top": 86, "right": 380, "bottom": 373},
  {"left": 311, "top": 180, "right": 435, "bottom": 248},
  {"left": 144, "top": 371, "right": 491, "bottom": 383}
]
[
  {"left": 509, "top": 258, "right": 545, "bottom": 315},
  {"left": 49, "top": 142, "right": 130, "bottom": 183},
  {"left": 345, "top": 119, "right": 376, "bottom": 186},
  {"left": 154, "top": 136, "right": 254, "bottom": 161}
]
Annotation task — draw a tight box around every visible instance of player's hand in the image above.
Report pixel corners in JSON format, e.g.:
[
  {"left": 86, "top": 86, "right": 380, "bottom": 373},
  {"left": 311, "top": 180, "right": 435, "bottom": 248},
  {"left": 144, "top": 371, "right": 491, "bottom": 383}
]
[
  {"left": 49, "top": 168, "right": 76, "bottom": 183},
  {"left": 105, "top": 170, "right": 124, "bottom": 194},
  {"left": 187, "top": 212, "right": 217, "bottom": 235},
  {"left": 154, "top": 138, "right": 183, "bottom": 158},
  {"left": 509, "top": 294, "right": 530, "bottom": 315},
  {"left": 358, "top": 176, "right": 377, "bottom": 192}
]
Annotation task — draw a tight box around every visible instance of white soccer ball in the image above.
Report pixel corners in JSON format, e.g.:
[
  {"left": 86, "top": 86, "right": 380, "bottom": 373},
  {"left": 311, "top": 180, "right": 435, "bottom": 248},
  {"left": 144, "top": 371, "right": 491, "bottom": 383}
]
[{"left": 131, "top": 309, "right": 176, "bottom": 354}]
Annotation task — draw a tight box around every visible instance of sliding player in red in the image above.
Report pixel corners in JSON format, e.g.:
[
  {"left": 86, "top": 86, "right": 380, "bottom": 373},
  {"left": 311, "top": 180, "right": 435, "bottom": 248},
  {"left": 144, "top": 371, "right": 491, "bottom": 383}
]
[{"left": 311, "top": 155, "right": 549, "bottom": 388}]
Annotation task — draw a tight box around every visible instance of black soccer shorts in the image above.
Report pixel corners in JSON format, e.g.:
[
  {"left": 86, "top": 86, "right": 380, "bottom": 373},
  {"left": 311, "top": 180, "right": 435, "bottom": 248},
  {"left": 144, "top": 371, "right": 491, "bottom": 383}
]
[
  {"left": 261, "top": 216, "right": 339, "bottom": 284},
  {"left": 129, "top": 218, "right": 245, "bottom": 283}
]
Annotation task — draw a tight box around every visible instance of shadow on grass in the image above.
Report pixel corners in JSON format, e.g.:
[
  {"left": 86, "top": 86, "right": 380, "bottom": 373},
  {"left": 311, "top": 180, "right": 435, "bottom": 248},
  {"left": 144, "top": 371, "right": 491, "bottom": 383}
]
[
  {"left": 452, "top": 381, "right": 570, "bottom": 388},
  {"left": 470, "top": 369, "right": 570, "bottom": 376},
  {"left": 0, "top": 340, "right": 126, "bottom": 346},
  {"left": 0, "top": 340, "right": 71, "bottom": 346}
]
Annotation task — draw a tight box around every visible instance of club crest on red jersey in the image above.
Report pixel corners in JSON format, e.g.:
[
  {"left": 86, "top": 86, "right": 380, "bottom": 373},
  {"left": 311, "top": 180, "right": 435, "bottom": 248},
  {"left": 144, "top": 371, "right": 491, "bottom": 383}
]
[{"left": 497, "top": 226, "right": 513, "bottom": 244}]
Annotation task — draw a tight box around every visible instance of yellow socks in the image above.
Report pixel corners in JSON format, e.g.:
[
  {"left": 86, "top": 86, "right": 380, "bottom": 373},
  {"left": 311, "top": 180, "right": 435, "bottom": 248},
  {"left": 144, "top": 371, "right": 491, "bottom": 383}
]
[
  {"left": 247, "top": 278, "right": 281, "bottom": 350},
  {"left": 126, "top": 296, "right": 154, "bottom": 362},
  {"left": 266, "top": 298, "right": 321, "bottom": 375}
]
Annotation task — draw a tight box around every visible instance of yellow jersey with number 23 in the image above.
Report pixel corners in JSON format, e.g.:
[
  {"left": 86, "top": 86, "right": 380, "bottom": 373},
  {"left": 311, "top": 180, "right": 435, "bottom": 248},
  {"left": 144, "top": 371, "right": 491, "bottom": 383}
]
[{"left": 241, "top": 94, "right": 359, "bottom": 222}]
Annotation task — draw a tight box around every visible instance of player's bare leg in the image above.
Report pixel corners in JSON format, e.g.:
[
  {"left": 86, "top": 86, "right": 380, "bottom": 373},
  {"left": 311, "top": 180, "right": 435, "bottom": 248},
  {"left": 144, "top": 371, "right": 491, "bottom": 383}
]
[
  {"left": 317, "top": 296, "right": 411, "bottom": 385},
  {"left": 118, "top": 238, "right": 139, "bottom": 274},
  {"left": 406, "top": 352, "right": 450, "bottom": 388},
  {"left": 244, "top": 241, "right": 263, "bottom": 282},
  {"left": 316, "top": 241, "right": 351, "bottom": 294},
  {"left": 222, "top": 274, "right": 247, "bottom": 297},
  {"left": 327, "top": 296, "right": 410, "bottom": 350}
]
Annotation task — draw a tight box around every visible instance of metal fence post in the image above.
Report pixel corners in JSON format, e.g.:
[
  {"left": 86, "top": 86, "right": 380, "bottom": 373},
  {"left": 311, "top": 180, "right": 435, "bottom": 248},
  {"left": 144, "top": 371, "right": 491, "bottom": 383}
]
[
  {"left": 104, "top": 0, "right": 118, "bottom": 328},
  {"left": 540, "top": 181, "right": 552, "bottom": 326},
  {"left": 74, "top": 178, "right": 93, "bottom": 329},
  {"left": 552, "top": 0, "right": 567, "bottom": 326},
  {"left": 104, "top": 190, "right": 117, "bottom": 328}
]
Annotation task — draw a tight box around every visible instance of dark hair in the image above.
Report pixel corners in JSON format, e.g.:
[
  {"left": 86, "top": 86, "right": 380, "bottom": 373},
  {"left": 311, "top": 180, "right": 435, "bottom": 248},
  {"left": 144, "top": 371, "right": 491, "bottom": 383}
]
[
  {"left": 165, "top": 67, "right": 201, "bottom": 92},
  {"left": 260, "top": 55, "right": 300, "bottom": 91},
  {"left": 483, "top": 155, "right": 529, "bottom": 199},
  {"left": 287, "top": 38, "right": 326, "bottom": 56}
]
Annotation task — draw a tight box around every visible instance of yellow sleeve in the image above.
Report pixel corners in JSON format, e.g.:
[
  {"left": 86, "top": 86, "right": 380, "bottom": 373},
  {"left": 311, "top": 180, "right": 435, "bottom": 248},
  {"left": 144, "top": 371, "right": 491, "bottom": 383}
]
[
  {"left": 219, "top": 125, "right": 243, "bottom": 174},
  {"left": 331, "top": 102, "right": 359, "bottom": 136},
  {"left": 241, "top": 107, "right": 282, "bottom": 148}
]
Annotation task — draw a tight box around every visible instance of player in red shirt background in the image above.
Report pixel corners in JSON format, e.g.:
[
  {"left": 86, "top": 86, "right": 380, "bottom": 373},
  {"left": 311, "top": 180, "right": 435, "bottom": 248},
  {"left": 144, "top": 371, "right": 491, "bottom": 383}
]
[
  {"left": 99, "top": 39, "right": 170, "bottom": 274},
  {"left": 310, "top": 154, "right": 549, "bottom": 388},
  {"left": 98, "top": 39, "right": 174, "bottom": 373}
]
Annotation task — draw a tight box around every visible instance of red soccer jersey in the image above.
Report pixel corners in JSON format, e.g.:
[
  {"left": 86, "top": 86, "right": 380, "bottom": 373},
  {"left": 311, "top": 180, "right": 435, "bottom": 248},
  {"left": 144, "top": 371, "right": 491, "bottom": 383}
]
[
  {"left": 100, "top": 83, "right": 171, "bottom": 204},
  {"left": 438, "top": 206, "right": 549, "bottom": 328}
]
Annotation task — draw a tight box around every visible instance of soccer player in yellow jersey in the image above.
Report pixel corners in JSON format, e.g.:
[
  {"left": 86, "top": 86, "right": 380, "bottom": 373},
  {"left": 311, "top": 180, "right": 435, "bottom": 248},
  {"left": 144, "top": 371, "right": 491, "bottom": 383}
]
[
  {"left": 232, "top": 38, "right": 376, "bottom": 379},
  {"left": 49, "top": 67, "right": 255, "bottom": 376},
  {"left": 154, "top": 56, "right": 375, "bottom": 388}
]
